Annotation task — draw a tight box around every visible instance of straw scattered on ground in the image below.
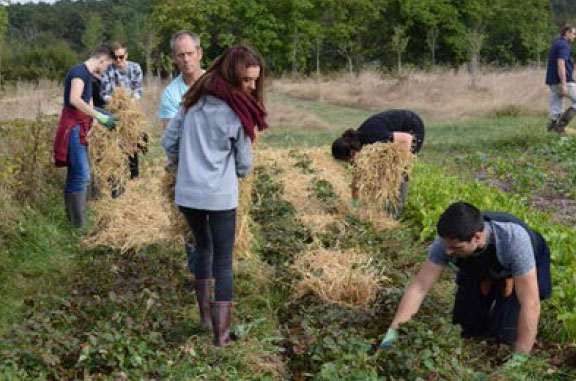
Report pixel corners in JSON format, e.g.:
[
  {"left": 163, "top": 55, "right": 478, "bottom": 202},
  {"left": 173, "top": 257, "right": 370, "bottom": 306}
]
[
  {"left": 291, "top": 248, "right": 383, "bottom": 308},
  {"left": 83, "top": 163, "right": 174, "bottom": 253}
]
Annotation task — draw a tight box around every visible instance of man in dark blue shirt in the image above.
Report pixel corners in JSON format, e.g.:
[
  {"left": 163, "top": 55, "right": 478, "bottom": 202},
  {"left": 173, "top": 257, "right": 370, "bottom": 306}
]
[{"left": 546, "top": 25, "right": 576, "bottom": 133}]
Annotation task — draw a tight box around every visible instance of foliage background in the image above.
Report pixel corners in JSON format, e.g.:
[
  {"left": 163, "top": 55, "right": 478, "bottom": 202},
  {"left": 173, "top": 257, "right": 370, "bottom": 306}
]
[{"left": 0, "top": 0, "right": 574, "bottom": 81}]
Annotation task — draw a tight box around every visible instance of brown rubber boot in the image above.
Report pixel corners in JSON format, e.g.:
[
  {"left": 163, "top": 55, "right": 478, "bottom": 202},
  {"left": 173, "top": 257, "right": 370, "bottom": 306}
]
[
  {"left": 195, "top": 279, "right": 212, "bottom": 329},
  {"left": 210, "top": 301, "right": 232, "bottom": 347}
]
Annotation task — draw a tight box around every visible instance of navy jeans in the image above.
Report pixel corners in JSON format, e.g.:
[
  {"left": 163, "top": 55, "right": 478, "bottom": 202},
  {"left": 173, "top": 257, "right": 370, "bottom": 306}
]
[
  {"left": 179, "top": 207, "right": 236, "bottom": 302},
  {"left": 64, "top": 125, "right": 90, "bottom": 193}
]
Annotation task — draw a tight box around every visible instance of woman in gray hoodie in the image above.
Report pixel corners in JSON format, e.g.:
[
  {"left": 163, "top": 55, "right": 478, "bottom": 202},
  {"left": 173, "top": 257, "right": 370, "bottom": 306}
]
[{"left": 162, "top": 45, "right": 267, "bottom": 347}]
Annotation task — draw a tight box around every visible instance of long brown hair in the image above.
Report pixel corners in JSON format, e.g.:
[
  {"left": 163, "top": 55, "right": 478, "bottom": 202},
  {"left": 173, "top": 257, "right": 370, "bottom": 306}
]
[{"left": 181, "top": 45, "right": 265, "bottom": 111}]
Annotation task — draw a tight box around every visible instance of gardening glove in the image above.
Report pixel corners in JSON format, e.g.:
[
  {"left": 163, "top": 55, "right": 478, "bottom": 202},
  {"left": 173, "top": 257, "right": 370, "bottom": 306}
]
[
  {"left": 503, "top": 352, "right": 529, "bottom": 369},
  {"left": 349, "top": 199, "right": 358, "bottom": 208},
  {"left": 378, "top": 328, "right": 398, "bottom": 349},
  {"left": 95, "top": 112, "right": 119, "bottom": 130}
]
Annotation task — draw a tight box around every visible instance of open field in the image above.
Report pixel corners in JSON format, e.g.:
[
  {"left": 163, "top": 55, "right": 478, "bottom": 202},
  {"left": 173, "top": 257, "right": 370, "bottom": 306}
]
[{"left": 1, "top": 70, "right": 576, "bottom": 379}]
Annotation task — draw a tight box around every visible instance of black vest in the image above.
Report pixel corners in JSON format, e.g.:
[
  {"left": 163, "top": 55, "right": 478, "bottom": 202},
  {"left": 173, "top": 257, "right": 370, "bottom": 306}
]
[{"left": 453, "top": 212, "right": 551, "bottom": 300}]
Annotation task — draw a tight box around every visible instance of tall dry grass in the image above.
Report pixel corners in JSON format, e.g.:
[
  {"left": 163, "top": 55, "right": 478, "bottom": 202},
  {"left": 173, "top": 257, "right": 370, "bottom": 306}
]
[{"left": 271, "top": 67, "right": 550, "bottom": 121}]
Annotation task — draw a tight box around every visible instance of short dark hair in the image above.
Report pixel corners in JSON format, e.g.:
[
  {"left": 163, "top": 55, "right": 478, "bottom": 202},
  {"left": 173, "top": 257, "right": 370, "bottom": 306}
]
[
  {"left": 90, "top": 44, "right": 114, "bottom": 59},
  {"left": 331, "top": 129, "right": 362, "bottom": 160},
  {"left": 561, "top": 25, "right": 575, "bottom": 37},
  {"left": 436, "top": 201, "right": 484, "bottom": 242},
  {"left": 170, "top": 30, "right": 201, "bottom": 53}
]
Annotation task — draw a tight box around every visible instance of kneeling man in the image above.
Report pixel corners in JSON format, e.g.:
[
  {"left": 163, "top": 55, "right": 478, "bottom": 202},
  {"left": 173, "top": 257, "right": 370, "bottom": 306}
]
[{"left": 380, "top": 201, "right": 551, "bottom": 364}]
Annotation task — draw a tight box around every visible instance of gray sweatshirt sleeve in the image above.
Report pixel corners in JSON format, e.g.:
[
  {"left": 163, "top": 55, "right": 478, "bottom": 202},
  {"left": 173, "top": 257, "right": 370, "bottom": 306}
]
[
  {"left": 161, "top": 107, "right": 185, "bottom": 167},
  {"left": 234, "top": 125, "right": 253, "bottom": 178}
]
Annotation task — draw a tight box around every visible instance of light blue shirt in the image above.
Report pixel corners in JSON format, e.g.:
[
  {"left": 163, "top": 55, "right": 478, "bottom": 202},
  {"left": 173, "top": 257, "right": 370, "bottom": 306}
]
[
  {"left": 161, "top": 96, "right": 253, "bottom": 211},
  {"left": 157, "top": 74, "right": 189, "bottom": 119}
]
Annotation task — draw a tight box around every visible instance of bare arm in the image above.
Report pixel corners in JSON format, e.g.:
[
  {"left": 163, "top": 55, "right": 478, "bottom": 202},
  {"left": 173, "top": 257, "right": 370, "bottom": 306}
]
[
  {"left": 392, "top": 132, "right": 413, "bottom": 152},
  {"left": 390, "top": 260, "right": 444, "bottom": 328},
  {"left": 162, "top": 118, "right": 170, "bottom": 129},
  {"left": 70, "top": 78, "right": 97, "bottom": 117},
  {"left": 557, "top": 58, "right": 567, "bottom": 95},
  {"left": 514, "top": 268, "right": 540, "bottom": 354}
]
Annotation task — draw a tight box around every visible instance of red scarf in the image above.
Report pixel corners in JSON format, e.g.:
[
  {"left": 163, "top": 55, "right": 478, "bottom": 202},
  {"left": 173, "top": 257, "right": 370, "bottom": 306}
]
[{"left": 205, "top": 76, "right": 267, "bottom": 141}]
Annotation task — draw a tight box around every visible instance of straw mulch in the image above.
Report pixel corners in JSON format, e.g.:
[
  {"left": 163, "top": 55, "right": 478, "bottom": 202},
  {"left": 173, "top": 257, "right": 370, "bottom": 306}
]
[
  {"left": 88, "top": 88, "right": 147, "bottom": 195},
  {"left": 291, "top": 248, "right": 383, "bottom": 308},
  {"left": 352, "top": 142, "right": 414, "bottom": 229},
  {"left": 256, "top": 148, "right": 340, "bottom": 232},
  {"left": 82, "top": 163, "right": 174, "bottom": 253},
  {"left": 160, "top": 169, "right": 192, "bottom": 243},
  {"left": 235, "top": 174, "right": 255, "bottom": 259}
]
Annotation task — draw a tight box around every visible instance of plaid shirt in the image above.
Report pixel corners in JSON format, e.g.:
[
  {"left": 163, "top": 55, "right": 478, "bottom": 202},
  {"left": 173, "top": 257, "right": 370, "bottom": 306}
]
[{"left": 101, "top": 61, "right": 143, "bottom": 101}]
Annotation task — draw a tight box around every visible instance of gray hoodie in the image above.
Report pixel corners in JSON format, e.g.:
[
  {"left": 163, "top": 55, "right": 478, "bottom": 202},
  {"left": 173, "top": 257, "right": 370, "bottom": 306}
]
[{"left": 161, "top": 95, "right": 252, "bottom": 211}]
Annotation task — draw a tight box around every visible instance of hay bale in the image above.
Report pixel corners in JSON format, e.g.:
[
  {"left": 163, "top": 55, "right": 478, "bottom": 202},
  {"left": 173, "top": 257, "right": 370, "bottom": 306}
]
[
  {"left": 352, "top": 142, "right": 414, "bottom": 223},
  {"left": 88, "top": 88, "right": 147, "bottom": 195},
  {"left": 291, "top": 248, "right": 383, "bottom": 308},
  {"left": 82, "top": 164, "right": 174, "bottom": 252}
]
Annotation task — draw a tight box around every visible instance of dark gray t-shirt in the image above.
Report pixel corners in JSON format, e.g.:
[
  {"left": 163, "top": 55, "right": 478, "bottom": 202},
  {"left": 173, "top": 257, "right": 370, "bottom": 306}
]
[{"left": 428, "top": 221, "right": 535, "bottom": 276}]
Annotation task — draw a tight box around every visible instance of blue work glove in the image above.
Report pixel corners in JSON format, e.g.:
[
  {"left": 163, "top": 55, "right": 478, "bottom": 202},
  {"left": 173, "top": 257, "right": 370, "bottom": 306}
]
[
  {"left": 503, "top": 352, "right": 529, "bottom": 369},
  {"left": 95, "top": 112, "right": 119, "bottom": 130},
  {"left": 379, "top": 328, "right": 398, "bottom": 349},
  {"left": 349, "top": 199, "right": 358, "bottom": 208}
]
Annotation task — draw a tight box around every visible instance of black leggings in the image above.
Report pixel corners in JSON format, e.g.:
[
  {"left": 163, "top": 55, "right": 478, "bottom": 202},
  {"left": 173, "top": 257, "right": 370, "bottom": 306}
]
[{"left": 179, "top": 207, "right": 236, "bottom": 301}]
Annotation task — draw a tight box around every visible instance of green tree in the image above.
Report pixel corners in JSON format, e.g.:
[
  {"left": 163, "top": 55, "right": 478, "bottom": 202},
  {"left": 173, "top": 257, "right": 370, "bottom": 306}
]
[
  {"left": 0, "top": 3, "right": 8, "bottom": 85},
  {"left": 81, "top": 12, "right": 105, "bottom": 52},
  {"left": 391, "top": 25, "right": 409, "bottom": 74}
]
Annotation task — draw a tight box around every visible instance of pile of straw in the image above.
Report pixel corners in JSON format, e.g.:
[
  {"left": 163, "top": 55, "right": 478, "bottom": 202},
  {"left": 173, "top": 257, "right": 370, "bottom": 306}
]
[
  {"left": 82, "top": 164, "right": 174, "bottom": 252},
  {"left": 235, "top": 174, "right": 255, "bottom": 259},
  {"left": 291, "top": 248, "right": 382, "bottom": 308},
  {"left": 160, "top": 169, "right": 191, "bottom": 242},
  {"left": 352, "top": 142, "right": 414, "bottom": 227},
  {"left": 88, "top": 88, "right": 147, "bottom": 195}
]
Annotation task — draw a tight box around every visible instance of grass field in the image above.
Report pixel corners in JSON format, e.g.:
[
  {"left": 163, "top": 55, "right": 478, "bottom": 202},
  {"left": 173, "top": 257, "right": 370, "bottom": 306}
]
[{"left": 1, "top": 74, "right": 576, "bottom": 379}]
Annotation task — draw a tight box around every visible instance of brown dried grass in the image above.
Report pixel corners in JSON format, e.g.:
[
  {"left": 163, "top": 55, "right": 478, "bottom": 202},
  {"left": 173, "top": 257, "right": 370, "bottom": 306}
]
[
  {"left": 271, "top": 67, "right": 548, "bottom": 122},
  {"left": 266, "top": 95, "right": 328, "bottom": 129},
  {"left": 235, "top": 174, "right": 255, "bottom": 259},
  {"left": 352, "top": 142, "right": 413, "bottom": 227},
  {"left": 291, "top": 248, "right": 382, "bottom": 308},
  {"left": 82, "top": 162, "right": 174, "bottom": 253},
  {"left": 160, "top": 169, "right": 191, "bottom": 242},
  {"left": 88, "top": 88, "right": 147, "bottom": 195}
]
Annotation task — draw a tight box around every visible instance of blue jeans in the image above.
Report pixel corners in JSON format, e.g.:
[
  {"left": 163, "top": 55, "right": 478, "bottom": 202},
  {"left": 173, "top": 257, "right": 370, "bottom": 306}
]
[
  {"left": 64, "top": 125, "right": 90, "bottom": 193},
  {"left": 179, "top": 207, "right": 236, "bottom": 302}
]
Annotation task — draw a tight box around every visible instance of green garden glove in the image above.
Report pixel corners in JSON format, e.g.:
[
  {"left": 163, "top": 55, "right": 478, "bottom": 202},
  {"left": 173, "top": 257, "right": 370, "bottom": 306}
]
[
  {"left": 95, "top": 112, "right": 119, "bottom": 130},
  {"left": 503, "top": 352, "right": 529, "bottom": 369},
  {"left": 349, "top": 199, "right": 358, "bottom": 208},
  {"left": 378, "top": 328, "right": 398, "bottom": 349}
]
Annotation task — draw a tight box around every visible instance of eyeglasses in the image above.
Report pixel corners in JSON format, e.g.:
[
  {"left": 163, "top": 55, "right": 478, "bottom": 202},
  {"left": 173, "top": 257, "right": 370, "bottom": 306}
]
[{"left": 114, "top": 54, "right": 126, "bottom": 61}]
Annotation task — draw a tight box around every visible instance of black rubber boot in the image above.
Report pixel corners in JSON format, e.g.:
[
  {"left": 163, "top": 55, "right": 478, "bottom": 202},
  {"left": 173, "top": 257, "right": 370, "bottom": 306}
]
[
  {"left": 547, "top": 119, "right": 562, "bottom": 133},
  {"left": 210, "top": 301, "right": 232, "bottom": 347},
  {"left": 195, "top": 279, "right": 212, "bottom": 330},
  {"left": 66, "top": 191, "right": 87, "bottom": 227},
  {"left": 558, "top": 107, "right": 576, "bottom": 130}
]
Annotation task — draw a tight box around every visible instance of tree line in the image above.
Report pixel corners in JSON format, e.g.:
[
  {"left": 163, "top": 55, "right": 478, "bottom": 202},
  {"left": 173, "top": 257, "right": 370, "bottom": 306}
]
[{"left": 0, "top": 0, "right": 575, "bottom": 82}]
